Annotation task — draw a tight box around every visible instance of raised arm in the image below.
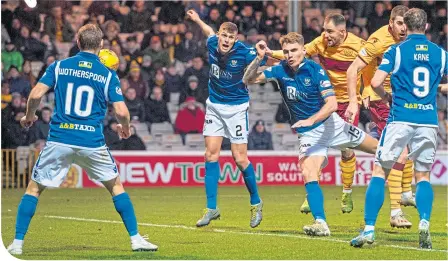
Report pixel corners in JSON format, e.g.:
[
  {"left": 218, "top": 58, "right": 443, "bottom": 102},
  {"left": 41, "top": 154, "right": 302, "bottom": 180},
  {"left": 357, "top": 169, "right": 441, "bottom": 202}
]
[
  {"left": 243, "top": 40, "right": 269, "bottom": 84},
  {"left": 21, "top": 82, "right": 50, "bottom": 128},
  {"left": 186, "top": 9, "right": 215, "bottom": 37}
]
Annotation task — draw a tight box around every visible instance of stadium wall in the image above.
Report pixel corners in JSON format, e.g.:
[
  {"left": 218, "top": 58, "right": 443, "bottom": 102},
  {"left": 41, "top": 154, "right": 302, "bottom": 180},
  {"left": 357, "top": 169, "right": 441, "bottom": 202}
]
[{"left": 64, "top": 151, "right": 448, "bottom": 188}]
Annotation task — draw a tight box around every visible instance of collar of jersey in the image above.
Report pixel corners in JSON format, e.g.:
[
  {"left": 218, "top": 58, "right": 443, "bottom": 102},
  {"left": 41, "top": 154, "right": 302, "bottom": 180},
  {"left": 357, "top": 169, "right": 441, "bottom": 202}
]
[
  {"left": 406, "top": 34, "right": 426, "bottom": 39},
  {"left": 78, "top": 51, "right": 100, "bottom": 60},
  {"left": 283, "top": 59, "right": 307, "bottom": 75}
]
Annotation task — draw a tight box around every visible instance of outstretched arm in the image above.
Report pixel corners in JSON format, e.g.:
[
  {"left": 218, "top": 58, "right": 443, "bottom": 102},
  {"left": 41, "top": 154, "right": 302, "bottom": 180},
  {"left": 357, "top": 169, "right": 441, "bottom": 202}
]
[
  {"left": 21, "top": 82, "right": 50, "bottom": 128},
  {"left": 186, "top": 9, "right": 215, "bottom": 37},
  {"left": 243, "top": 40, "right": 269, "bottom": 84}
]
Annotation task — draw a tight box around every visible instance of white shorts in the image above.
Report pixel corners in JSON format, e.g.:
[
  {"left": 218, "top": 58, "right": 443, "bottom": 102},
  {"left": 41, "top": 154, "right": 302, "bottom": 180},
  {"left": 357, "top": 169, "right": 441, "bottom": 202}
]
[
  {"left": 298, "top": 113, "right": 366, "bottom": 167},
  {"left": 32, "top": 141, "right": 118, "bottom": 187},
  {"left": 375, "top": 122, "right": 438, "bottom": 172},
  {"left": 203, "top": 99, "right": 249, "bottom": 144}
]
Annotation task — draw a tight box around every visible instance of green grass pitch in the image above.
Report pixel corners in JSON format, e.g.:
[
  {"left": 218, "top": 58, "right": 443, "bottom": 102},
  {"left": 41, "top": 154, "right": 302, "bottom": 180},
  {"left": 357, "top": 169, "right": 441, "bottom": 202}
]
[{"left": 2, "top": 186, "right": 447, "bottom": 259}]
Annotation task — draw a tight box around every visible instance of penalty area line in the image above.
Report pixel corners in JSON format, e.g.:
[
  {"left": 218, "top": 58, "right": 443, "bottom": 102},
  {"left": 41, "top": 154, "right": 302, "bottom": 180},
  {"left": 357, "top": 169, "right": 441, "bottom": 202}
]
[{"left": 44, "top": 215, "right": 447, "bottom": 253}]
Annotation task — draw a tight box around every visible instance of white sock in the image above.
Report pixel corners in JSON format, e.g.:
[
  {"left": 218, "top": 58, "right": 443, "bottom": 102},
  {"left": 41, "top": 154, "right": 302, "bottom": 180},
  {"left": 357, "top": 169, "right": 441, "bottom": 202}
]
[
  {"left": 316, "top": 218, "right": 327, "bottom": 225},
  {"left": 130, "top": 233, "right": 141, "bottom": 241},
  {"left": 419, "top": 219, "right": 429, "bottom": 229},
  {"left": 364, "top": 225, "right": 375, "bottom": 232},
  {"left": 343, "top": 189, "right": 352, "bottom": 193},
  {"left": 402, "top": 191, "right": 412, "bottom": 198},
  {"left": 13, "top": 239, "right": 23, "bottom": 246},
  {"left": 391, "top": 208, "right": 401, "bottom": 217}
]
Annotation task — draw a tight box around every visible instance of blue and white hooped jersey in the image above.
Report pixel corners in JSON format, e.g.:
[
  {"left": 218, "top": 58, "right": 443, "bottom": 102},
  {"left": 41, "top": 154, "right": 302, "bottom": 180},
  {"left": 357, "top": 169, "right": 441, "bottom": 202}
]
[
  {"left": 263, "top": 59, "right": 335, "bottom": 133},
  {"left": 206, "top": 35, "right": 266, "bottom": 105},
  {"left": 39, "top": 52, "right": 123, "bottom": 148},
  {"left": 378, "top": 34, "right": 447, "bottom": 127}
]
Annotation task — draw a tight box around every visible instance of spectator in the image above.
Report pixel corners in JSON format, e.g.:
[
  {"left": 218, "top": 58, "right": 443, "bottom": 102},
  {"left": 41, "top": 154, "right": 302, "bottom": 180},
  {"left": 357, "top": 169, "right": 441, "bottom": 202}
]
[
  {"left": 1, "top": 24, "right": 11, "bottom": 48},
  {"left": 438, "top": 24, "right": 447, "bottom": 50},
  {"left": 303, "top": 18, "right": 322, "bottom": 44},
  {"left": 268, "top": 32, "right": 282, "bottom": 51},
  {"left": 121, "top": 125, "right": 146, "bottom": 150},
  {"left": 13, "top": 2, "right": 41, "bottom": 33},
  {"left": 37, "top": 55, "right": 56, "bottom": 81},
  {"left": 366, "top": 2, "right": 389, "bottom": 34},
  {"left": 31, "top": 106, "right": 51, "bottom": 142},
  {"left": 223, "top": 8, "right": 236, "bottom": 23},
  {"left": 2, "top": 111, "right": 32, "bottom": 148},
  {"left": 183, "top": 55, "right": 209, "bottom": 91},
  {"left": 110, "top": 41, "right": 123, "bottom": 58},
  {"left": 127, "top": 61, "right": 149, "bottom": 99},
  {"left": 124, "top": 87, "right": 146, "bottom": 123},
  {"left": 175, "top": 97, "right": 206, "bottom": 140},
  {"left": 260, "top": 3, "right": 282, "bottom": 35},
  {"left": 1, "top": 81, "right": 12, "bottom": 110},
  {"left": 125, "top": 0, "right": 153, "bottom": 33},
  {"left": 141, "top": 55, "right": 156, "bottom": 83},
  {"left": 123, "top": 36, "right": 143, "bottom": 65},
  {"left": 433, "top": 7, "right": 447, "bottom": 34},
  {"left": 120, "top": 78, "right": 130, "bottom": 94},
  {"left": 248, "top": 120, "right": 274, "bottom": 150},
  {"left": 116, "top": 56, "right": 129, "bottom": 79},
  {"left": 275, "top": 102, "right": 290, "bottom": 123},
  {"left": 145, "top": 86, "right": 171, "bottom": 124},
  {"left": 103, "top": 120, "right": 123, "bottom": 150},
  {"left": 7, "top": 18, "right": 22, "bottom": 42},
  {"left": 3, "top": 92, "right": 26, "bottom": 122},
  {"left": 163, "top": 33, "right": 177, "bottom": 64},
  {"left": 158, "top": 1, "right": 185, "bottom": 25},
  {"left": 207, "top": 8, "right": 222, "bottom": 32},
  {"left": 2, "top": 41, "right": 23, "bottom": 73},
  {"left": 40, "top": 33, "right": 59, "bottom": 60},
  {"left": 44, "top": 6, "right": 75, "bottom": 42},
  {"left": 104, "top": 0, "right": 127, "bottom": 27},
  {"left": 179, "top": 75, "right": 207, "bottom": 105},
  {"left": 143, "top": 36, "right": 170, "bottom": 69},
  {"left": 175, "top": 31, "right": 201, "bottom": 62},
  {"left": 15, "top": 26, "right": 46, "bottom": 61},
  {"left": 246, "top": 28, "right": 259, "bottom": 45},
  {"left": 239, "top": 4, "right": 257, "bottom": 32},
  {"left": 22, "top": 60, "right": 36, "bottom": 87},
  {"left": 103, "top": 20, "right": 122, "bottom": 49},
  {"left": 164, "top": 63, "right": 183, "bottom": 98},
  {"left": 7, "top": 66, "right": 31, "bottom": 98}
]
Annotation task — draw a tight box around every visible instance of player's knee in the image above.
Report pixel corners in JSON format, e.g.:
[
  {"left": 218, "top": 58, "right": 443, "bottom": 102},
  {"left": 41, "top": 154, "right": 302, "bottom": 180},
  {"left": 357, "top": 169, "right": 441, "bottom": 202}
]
[
  {"left": 301, "top": 166, "right": 319, "bottom": 183},
  {"left": 341, "top": 149, "right": 354, "bottom": 160},
  {"left": 205, "top": 149, "right": 219, "bottom": 162},
  {"left": 415, "top": 171, "right": 430, "bottom": 183},
  {"left": 25, "top": 181, "right": 44, "bottom": 197},
  {"left": 232, "top": 152, "right": 249, "bottom": 169},
  {"left": 372, "top": 164, "right": 387, "bottom": 178}
]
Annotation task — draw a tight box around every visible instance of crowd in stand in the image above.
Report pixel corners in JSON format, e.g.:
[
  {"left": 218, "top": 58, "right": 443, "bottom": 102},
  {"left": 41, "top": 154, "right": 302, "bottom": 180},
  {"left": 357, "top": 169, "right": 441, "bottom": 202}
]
[{"left": 1, "top": 0, "right": 447, "bottom": 151}]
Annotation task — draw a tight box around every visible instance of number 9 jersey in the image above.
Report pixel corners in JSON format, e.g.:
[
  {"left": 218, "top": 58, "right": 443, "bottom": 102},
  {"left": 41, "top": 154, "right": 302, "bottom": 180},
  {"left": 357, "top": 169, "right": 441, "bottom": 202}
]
[
  {"left": 38, "top": 52, "right": 123, "bottom": 148},
  {"left": 378, "top": 34, "right": 448, "bottom": 126}
]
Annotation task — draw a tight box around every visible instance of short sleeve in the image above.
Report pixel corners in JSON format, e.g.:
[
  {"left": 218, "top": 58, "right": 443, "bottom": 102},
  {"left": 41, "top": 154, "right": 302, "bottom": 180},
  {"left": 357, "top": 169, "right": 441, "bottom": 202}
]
[
  {"left": 107, "top": 72, "right": 124, "bottom": 102},
  {"left": 444, "top": 50, "right": 448, "bottom": 76},
  {"left": 206, "top": 34, "right": 218, "bottom": 49},
  {"left": 305, "top": 35, "right": 322, "bottom": 56},
  {"left": 262, "top": 66, "right": 277, "bottom": 82},
  {"left": 378, "top": 46, "right": 396, "bottom": 74},
  {"left": 316, "top": 66, "right": 335, "bottom": 99},
  {"left": 358, "top": 38, "right": 384, "bottom": 65},
  {"left": 244, "top": 46, "right": 268, "bottom": 66},
  {"left": 38, "top": 61, "right": 57, "bottom": 88}
]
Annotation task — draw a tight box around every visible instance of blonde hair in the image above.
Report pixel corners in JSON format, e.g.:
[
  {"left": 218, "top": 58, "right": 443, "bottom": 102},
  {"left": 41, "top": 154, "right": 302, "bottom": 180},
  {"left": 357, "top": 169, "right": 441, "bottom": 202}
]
[
  {"left": 279, "top": 32, "right": 304, "bottom": 46},
  {"left": 219, "top": 22, "right": 238, "bottom": 34}
]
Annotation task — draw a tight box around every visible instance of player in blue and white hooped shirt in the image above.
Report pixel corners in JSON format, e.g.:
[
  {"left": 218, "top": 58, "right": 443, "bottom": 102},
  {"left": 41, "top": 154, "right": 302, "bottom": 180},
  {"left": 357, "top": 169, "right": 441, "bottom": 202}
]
[
  {"left": 7, "top": 24, "right": 158, "bottom": 255},
  {"left": 243, "top": 33, "right": 379, "bottom": 236},
  {"left": 186, "top": 9, "right": 279, "bottom": 228},
  {"left": 351, "top": 8, "right": 447, "bottom": 249}
]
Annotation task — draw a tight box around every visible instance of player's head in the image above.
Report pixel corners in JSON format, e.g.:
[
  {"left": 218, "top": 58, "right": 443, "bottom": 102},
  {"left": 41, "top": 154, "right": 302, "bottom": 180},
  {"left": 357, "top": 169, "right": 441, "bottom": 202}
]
[
  {"left": 323, "top": 13, "right": 346, "bottom": 47},
  {"left": 389, "top": 5, "right": 409, "bottom": 41},
  {"left": 77, "top": 24, "right": 104, "bottom": 54},
  {"left": 217, "top": 22, "right": 238, "bottom": 54},
  {"left": 280, "top": 32, "right": 306, "bottom": 69},
  {"left": 404, "top": 8, "right": 427, "bottom": 34}
]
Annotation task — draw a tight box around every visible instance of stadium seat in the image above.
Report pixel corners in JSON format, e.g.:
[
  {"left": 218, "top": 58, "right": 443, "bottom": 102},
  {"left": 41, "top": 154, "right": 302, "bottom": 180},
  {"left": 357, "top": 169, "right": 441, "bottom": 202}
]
[
  {"left": 282, "top": 134, "right": 298, "bottom": 150},
  {"left": 133, "top": 122, "right": 149, "bottom": 132},
  {"left": 251, "top": 102, "right": 272, "bottom": 113},
  {"left": 264, "top": 92, "right": 283, "bottom": 104},
  {"left": 170, "top": 92, "right": 180, "bottom": 104},
  {"left": 31, "top": 61, "right": 44, "bottom": 78},
  {"left": 167, "top": 102, "right": 179, "bottom": 112},
  {"left": 169, "top": 112, "right": 177, "bottom": 123},
  {"left": 145, "top": 144, "right": 164, "bottom": 151},
  {"left": 185, "top": 134, "right": 205, "bottom": 148},
  {"left": 151, "top": 122, "right": 174, "bottom": 136},
  {"left": 272, "top": 123, "right": 292, "bottom": 134},
  {"left": 161, "top": 134, "right": 183, "bottom": 146}
]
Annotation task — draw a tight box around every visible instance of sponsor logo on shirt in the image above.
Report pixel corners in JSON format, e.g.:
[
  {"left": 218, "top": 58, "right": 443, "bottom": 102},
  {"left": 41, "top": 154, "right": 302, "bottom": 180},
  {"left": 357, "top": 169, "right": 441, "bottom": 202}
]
[
  {"left": 79, "top": 61, "right": 92, "bottom": 69},
  {"left": 404, "top": 103, "right": 434, "bottom": 110},
  {"left": 416, "top": 45, "right": 428, "bottom": 51},
  {"left": 59, "top": 123, "right": 96, "bottom": 132}
]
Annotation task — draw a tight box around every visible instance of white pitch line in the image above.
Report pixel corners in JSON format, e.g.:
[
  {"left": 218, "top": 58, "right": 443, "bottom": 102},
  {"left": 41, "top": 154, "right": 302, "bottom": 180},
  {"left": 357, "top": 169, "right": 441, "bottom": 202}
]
[{"left": 44, "top": 215, "right": 448, "bottom": 253}]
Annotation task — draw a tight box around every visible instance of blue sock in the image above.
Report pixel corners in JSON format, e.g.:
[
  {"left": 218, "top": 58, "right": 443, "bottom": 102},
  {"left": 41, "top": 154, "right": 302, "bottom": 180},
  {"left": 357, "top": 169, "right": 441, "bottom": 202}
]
[
  {"left": 242, "top": 163, "right": 261, "bottom": 205},
  {"left": 416, "top": 180, "right": 433, "bottom": 221},
  {"left": 113, "top": 193, "right": 138, "bottom": 237},
  {"left": 364, "top": 177, "right": 385, "bottom": 226},
  {"left": 305, "top": 181, "right": 326, "bottom": 221},
  {"left": 205, "top": 161, "right": 220, "bottom": 209},
  {"left": 15, "top": 194, "right": 38, "bottom": 240}
]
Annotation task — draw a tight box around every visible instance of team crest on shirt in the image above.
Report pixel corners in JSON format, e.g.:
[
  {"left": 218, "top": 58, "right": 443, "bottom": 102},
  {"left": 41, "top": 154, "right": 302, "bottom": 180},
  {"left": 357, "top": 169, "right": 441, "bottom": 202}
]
[
  {"left": 230, "top": 60, "right": 238, "bottom": 67},
  {"left": 303, "top": 77, "right": 312, "bottom": 86},
  {"left": 116, "top": 87, "right": 122, "bottom": 95},
  {"left": 318, "top": 69, "right": 325, "bottom": 76}
]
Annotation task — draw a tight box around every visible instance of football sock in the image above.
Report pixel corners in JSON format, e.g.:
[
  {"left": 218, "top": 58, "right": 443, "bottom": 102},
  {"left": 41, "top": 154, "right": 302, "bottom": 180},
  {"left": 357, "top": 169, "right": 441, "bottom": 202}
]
[
  {"left": 205, "top": 161, "right": 220, "bottom": 209},
  {"left": 402, "top": 160, "right": 414, "bottom": 195},
  {"left": 365, "top": 177, "right": 385, "bottom": 226},
  {"left": 340, "top": 153, "right": 356, "bottom": 193},
  {"left": 241, "top": 162, "right": 261, "bottom": 205},
  {"left": 15, "top": 194, "right": 38, "bottom": 240},
  {"left": 305, "top": 181, "right": 326, "bottom": 221},
  {"left": 113, "top": 192, "right": 138, "bottom": 237},
  {"left": 416, "top": 180, "right": 433, "bottom": 221},
  {"left": 388, "top": 162, "right": 404, "bottom": 214}
]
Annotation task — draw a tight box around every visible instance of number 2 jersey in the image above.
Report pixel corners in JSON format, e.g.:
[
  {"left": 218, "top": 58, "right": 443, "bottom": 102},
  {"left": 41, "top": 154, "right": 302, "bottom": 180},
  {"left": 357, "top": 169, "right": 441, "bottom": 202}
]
[
  {"left": 39, "top": 51, "right": 123, "bottom": 148},
  {"left": 378, "top": 34, "right": 447, "bottom": 127}
]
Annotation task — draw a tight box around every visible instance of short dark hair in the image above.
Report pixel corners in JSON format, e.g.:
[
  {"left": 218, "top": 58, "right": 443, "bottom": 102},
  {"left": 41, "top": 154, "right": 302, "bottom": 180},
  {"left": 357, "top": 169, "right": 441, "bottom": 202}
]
[
  {"left": 77, "top": 24, "right": 103, "bottom": 51},
  {"left": 42, "top": 106, "right": 52, "bottom": 112},
  {"left": 391, "top": 5, "right": 409, "bottom": 21},
  {"left": 404, "top": 8, "right": 427, "bottom": 32},
  {"left": 325, "top": 13, "right": 346, "bottom": 27}
]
